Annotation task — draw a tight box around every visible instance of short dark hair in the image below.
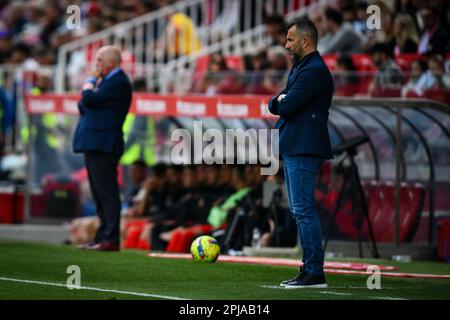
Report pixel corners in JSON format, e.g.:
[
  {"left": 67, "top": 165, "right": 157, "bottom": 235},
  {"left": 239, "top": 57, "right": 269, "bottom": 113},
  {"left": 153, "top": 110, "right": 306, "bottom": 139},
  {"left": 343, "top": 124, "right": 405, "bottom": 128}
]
[
  {"left": 12, "top": 42, "right": 31, "bottom": 57},
  {"left": 422, "top": 5, "right": 440, "bottom": 17},
  {"left": 264, "top": 14, "right": 285, "bottom": 27},
  {"left": 151, "top": 163, "right": 167, "bottom": 178},
  {"left": 132, "top": 160, "right": 147, "bottom": 169},
  {"left": 368, "top": 42, "right": 392, "bottom": 56},
  {"left": 336, "top": 54, "right": 356, "bottom": 71},
  {"left": 324, "top": 7, "right": 344, "bottom": 26},
  {"left": 413, "top": 59, "right": 428, "bottom": 72},
  {"left": 286, "top": 18, "right": 318, "bottom": 47}
]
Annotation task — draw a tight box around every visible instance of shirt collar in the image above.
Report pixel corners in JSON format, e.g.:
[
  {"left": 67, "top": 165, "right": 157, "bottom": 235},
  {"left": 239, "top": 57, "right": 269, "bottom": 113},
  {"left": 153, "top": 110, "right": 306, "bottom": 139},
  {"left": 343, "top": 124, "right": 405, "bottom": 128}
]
[
  {"left": 300, "top": 50, "right": 318, "bottom": 62},
  {"left": 292, "top": 50, "right": 318, "bottom": 69},
  {"left": 104, "top": 67, "right": 122, "bottom": 80}
]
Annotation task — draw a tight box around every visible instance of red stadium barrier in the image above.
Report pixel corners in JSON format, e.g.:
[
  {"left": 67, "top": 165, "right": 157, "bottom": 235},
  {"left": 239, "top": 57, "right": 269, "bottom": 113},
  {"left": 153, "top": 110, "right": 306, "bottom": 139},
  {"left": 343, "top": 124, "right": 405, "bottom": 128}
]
[
  {"left": 0, "top": 188, "right": 24, "bottom": 224},
  {"left": 25, "top": 93, "right": 276, "bottom": 118}
]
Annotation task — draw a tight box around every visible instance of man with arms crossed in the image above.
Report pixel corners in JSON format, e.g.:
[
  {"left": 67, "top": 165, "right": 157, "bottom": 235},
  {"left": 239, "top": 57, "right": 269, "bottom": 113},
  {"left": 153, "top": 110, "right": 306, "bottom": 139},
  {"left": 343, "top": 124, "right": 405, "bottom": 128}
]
[
  {"left": 269, "top": 18, "right": 334, "bottom": 288},
  {"left": 73, "top": 46, "right": 133, "bottom": 251}
]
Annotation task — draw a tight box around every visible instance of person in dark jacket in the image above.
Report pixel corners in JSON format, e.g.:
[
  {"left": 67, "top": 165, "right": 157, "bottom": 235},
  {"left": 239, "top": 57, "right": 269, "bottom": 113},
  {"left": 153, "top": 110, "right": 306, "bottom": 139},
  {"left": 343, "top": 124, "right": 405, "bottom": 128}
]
[
  {"left": 268, "top": 18, "right": 333, "bottom": 288},
  {"left": 0, "top": 85, "right": 12, "bottom": 179},
  {"left": 73, "top": 45, "right": 132, "bottom": 251},
  {"left": 418, "top": 6, "right": 449, "bottom": 56}
]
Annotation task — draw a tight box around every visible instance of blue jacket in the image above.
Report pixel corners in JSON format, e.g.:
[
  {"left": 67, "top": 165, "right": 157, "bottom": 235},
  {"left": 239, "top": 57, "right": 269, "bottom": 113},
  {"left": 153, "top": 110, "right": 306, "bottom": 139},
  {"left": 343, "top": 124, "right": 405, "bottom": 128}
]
[
  {"left": 0, "top": 88, "right": 13, "bottom": 135},
  {"left": 73, "top": 69, "right": 132, "bottom": 155},
  {"left": 269, "top": 51, "right": 334, "bottom": 159}
]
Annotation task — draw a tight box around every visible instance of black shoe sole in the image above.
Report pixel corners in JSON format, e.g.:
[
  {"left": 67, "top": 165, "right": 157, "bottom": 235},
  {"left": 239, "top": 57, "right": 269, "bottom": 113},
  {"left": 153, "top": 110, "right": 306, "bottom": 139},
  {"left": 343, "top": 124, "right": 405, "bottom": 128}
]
[{"left": 283, "top": 283, "right": 328, "bottom": 289}]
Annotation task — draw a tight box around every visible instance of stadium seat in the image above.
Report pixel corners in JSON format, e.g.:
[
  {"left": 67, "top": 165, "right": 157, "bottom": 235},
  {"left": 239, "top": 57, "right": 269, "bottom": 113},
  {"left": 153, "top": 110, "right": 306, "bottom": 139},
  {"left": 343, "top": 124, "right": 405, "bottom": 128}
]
[
  {"left": 372, "top": 87, "right": 402, "bottom": 97},
  {"left": 0, "top": 187, "right": 25, "bottom": 224},
  {"left": 351, "top": 54, "right": 376, "bottom": 72},
  {"left": 41, "top": 174, "right": 81, "bottom": 218},
  {"left": 423, "top": 88, "right": 450, "bottom": 105},
  {"left": 360, "top": 182, "right": 425, "bottom": 242},
  {"left": 395, "top": 53, "right": 419, "bottom": 72},
  {"left": 351, "top": 54, "right": 376, "bottom": 94},
  {"left": 405, "top": 90, "right": 422, "bottom": 98},
  {"left": 437, "top": 218, "right": 450, "bottom": 261},
  {"left": 323, "top": 54, "right": 338, "bottom": 71},
  {"left": 362, "top": 181, "right": 396, "bottom": 242},
  {"left": 122, "top": 219, "right": 150, "bottom": 249},
  {"left": 318, "top": 160, "right": 332, "bottom": 187},
  {"left": 379, "top": 183, "right": 425, "bottom": 242},
  {"left": 193, "top": 55, "right": 243, "bottom": 76},
  {"left": 191, "top": 54, "right": 243, "bottom": 93}
]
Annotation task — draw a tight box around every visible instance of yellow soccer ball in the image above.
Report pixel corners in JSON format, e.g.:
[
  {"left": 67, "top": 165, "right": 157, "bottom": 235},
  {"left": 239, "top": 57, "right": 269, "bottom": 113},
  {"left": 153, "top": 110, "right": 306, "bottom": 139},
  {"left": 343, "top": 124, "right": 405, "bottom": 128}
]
[{"left": 190, "top": 235, "right": 221, "bottom": 263}]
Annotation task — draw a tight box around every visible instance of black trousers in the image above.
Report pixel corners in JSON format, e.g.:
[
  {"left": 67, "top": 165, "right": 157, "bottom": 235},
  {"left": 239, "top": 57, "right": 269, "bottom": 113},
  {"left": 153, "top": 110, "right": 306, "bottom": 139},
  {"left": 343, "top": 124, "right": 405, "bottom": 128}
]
[{"left": 85, "top": 152, "right": 121, "bottom": 245}]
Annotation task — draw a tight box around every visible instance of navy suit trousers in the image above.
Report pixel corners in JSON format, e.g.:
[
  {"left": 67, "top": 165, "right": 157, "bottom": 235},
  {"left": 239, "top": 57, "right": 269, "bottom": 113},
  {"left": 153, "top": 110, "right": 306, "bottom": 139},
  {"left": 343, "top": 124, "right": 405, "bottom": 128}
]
[{"left": 85, "top": 152, "right": 121, "bottom": 245}]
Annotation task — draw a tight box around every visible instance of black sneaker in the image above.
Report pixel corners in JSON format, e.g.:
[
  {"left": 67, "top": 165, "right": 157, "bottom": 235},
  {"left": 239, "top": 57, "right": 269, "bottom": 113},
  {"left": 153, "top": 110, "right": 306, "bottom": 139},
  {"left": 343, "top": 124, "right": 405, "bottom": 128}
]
[
  {"left": 279, "top": 267, "right": 306, "bottom": 287},
  {"left": 284, "top": 272, "right": 327, "bottom": 289}
]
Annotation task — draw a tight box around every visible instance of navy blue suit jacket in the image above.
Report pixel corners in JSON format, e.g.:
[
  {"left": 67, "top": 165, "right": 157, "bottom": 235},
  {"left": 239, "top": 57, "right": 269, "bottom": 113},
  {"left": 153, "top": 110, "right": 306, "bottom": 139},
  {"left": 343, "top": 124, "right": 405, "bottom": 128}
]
[
  {"left": 269, "top": 51, "right": 334, "bottom": 159},
  {"left": 73, "top": 69, "right": 132, "bottom": 155}
]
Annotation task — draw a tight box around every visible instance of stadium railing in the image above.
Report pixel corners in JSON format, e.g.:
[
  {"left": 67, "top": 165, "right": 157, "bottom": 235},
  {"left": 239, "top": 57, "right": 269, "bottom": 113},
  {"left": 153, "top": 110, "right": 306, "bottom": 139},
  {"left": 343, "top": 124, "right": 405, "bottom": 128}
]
[{"left": 54, "top": 0, "right": 328, "bottom": 93}]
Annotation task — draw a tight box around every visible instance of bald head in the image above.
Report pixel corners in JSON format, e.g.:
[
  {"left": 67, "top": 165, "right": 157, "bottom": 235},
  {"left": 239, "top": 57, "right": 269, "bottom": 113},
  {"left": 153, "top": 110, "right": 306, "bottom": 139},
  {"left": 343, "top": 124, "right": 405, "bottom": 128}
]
[{"left": 95, "top": 46, "right": 122, "bottom": 77}]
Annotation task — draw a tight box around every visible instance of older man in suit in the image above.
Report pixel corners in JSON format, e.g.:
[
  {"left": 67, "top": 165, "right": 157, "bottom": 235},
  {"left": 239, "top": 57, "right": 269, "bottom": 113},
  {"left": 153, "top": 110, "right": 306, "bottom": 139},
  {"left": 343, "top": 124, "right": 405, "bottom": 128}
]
[
  {"left": 269, "top": 18, "right": 334, "bottom": 288},
  {"left": 73, "top": 46, "right": 133, "bottom": 251}
]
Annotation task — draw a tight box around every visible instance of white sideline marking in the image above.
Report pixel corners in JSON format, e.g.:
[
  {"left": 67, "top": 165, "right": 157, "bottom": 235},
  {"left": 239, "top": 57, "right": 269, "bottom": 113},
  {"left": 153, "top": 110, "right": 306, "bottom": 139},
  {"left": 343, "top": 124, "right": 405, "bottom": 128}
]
[
  {"left": 261, "top": 285, "right": 352, "bottom": 296},
  {"left": 331, "top": 286, "right": 395, "bottom": 290},
  {"left": 261, "top": 285, "right": 286, "bottom": 289},
  {"left": 372, "top": 296, "right": 408, "bottom": 300},
  {"left": 0, "top": 277, "right": 188, "bottom": 300},
  {"left": 320, "top": 291, "right": 352, "bottom": 296}
]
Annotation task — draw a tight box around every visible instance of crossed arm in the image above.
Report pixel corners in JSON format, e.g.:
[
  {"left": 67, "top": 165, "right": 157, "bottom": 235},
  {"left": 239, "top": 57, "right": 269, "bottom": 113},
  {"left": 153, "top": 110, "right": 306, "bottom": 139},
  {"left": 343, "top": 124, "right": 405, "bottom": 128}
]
[{"left": 268, "top": 67, "right": 321, "bottom": 119}]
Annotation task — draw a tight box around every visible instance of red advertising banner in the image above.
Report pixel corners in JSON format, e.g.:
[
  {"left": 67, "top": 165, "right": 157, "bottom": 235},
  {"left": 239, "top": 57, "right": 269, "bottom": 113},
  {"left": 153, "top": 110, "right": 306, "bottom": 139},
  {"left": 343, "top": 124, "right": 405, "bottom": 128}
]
[{"left": 25, "top": 93, "right": 278, "bottom": 119}]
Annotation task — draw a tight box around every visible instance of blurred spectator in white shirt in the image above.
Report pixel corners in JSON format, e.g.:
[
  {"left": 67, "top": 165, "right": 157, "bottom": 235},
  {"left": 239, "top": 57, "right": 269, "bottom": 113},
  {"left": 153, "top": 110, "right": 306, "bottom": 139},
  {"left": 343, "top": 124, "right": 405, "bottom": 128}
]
[
  {"left": 401, "top": 59, "right": 430, "bottom": 97},
  {"left": 309, "top": 10, "right": 333, "bottom": 54},
  {"left": 368, "top": 42, "right": 404, "bottom": 96},
  {"left": 322, "top": 7, "right": 364, "bottom": 54},
  {"left": 427, "top": 54, "right": 450, "bottom": 90}
]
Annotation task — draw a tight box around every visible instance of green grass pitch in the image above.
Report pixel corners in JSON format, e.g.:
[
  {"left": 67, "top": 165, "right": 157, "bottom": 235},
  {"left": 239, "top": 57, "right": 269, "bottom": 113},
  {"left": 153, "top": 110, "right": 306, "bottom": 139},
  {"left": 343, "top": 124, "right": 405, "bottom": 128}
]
[{"left": 1, "top": 240, "right": 450, "bottom": 300}]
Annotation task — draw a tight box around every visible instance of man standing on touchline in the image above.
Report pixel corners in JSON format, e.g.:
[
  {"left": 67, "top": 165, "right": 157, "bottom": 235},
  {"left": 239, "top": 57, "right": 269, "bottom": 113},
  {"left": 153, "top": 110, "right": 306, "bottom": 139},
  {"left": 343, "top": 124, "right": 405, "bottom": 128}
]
[
  {"left": 73, "top": 46, "right": 133, "bottom": 251},
  {"left": 268, "top": 18, "right": 334, "bottom": 288}
]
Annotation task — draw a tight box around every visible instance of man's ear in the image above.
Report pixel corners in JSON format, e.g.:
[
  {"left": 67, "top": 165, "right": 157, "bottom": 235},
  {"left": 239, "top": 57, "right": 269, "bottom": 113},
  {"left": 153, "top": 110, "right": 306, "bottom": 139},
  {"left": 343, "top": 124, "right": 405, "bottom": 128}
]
[{"left": 302, "top": 36, "right": 309, "bottom": 48}]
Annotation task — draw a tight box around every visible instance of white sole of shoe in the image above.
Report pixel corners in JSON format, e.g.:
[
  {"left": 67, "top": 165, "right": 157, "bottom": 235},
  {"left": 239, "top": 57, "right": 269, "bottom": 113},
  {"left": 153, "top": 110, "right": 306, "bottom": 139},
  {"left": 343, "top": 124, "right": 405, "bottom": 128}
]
[{"left": 283, "top": 283, "right": 328, "bottom": 289}]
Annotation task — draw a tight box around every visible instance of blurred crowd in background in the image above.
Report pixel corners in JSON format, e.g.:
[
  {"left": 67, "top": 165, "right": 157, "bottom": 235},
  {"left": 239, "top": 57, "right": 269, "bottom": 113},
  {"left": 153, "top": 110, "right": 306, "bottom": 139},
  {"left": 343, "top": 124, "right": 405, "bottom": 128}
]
[
  {"left": 0, "top": 0, "right": 448, "bottom": 96},
  {"left": 70, "top": 161, "right": 300, "bottom": 253},
  {"left": 189, "top": 0, "right": 450, "bottom": 99},
  {"left": 0, "top": 0, "right": 181, "bottom": 65},
  {"left": 70, "top": 160, "right": 358, "bottom": 253},
  {"left": 1, "top": 0, "right": 448, "bottom": 252}
]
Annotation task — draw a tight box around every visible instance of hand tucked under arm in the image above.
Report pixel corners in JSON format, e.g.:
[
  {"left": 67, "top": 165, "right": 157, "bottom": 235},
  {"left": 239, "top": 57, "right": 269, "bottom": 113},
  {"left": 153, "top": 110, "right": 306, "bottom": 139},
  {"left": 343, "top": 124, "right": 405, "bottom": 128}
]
[
  {"left": 268, "top": 89, "right": 287, "bottom": 115},
  {"left": 277, "top": 67, "right": 321, "bottom": 119},
  {"left": 277, "top": 94, "right": 286, "bottom": 102}
]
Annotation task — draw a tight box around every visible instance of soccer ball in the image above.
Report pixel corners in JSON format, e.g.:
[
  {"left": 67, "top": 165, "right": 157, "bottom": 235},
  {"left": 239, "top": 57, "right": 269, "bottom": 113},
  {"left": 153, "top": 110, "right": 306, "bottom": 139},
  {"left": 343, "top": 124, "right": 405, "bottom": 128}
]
[{"left": 190, "top": 235, "right": 220, "bottom": 262}]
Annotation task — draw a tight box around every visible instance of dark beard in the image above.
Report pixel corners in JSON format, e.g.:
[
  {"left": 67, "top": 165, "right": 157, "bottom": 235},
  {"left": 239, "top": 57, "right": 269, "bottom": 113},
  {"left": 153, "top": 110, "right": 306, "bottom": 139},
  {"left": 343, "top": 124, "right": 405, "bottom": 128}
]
[{"left": 290, "top": 50, "right": 302, "bottom": 63}]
